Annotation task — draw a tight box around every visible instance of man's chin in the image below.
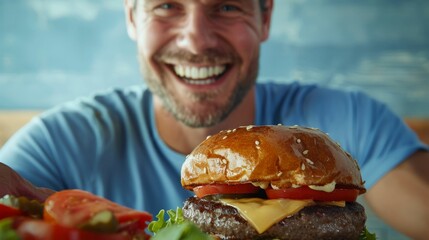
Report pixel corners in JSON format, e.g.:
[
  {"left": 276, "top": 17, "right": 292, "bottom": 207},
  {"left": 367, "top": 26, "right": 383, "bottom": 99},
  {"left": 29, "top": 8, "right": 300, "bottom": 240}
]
[{"left": 174, "top": 110, "right": 225, "bottom": 128}]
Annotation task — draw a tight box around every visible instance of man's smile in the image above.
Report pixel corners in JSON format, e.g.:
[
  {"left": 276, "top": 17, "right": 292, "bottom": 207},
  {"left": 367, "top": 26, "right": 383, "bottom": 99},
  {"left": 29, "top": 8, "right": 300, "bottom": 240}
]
[{"left": 169, "top": 64, "right": 229, "bottom": 85}]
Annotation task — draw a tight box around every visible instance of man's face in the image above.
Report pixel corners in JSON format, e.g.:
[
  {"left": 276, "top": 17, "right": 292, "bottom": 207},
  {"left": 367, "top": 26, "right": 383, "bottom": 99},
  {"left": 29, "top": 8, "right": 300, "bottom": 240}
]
[{"left": 126, "top": 0, "right": 272, "bottom": 127}]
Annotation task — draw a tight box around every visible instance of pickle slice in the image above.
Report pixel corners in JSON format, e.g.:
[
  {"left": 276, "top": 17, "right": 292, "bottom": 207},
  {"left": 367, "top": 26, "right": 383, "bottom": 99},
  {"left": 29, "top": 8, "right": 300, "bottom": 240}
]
[
  {"left": 79, "top": 210, "right": 119, "bottom": 233},
  {"left": 0, "top": 195, "right": 44, "bottom": 219}
]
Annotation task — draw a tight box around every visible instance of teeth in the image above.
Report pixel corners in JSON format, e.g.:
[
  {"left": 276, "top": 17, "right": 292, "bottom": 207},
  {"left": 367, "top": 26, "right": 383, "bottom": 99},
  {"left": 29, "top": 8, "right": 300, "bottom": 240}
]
[{"left": 174, "top": 65, "right": 226, "bottom": 80}]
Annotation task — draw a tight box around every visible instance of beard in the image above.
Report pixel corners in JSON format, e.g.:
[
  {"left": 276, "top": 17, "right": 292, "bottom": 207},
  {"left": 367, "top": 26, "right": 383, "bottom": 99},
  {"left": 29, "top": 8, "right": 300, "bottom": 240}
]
[{"left": 138, "top": 49, "right": 259, "bottom": 128}]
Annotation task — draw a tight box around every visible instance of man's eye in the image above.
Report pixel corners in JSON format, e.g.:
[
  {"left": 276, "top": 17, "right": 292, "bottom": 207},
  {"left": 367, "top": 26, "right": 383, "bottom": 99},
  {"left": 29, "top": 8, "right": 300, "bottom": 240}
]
[
  {"left": 159, "top": 3, "right": 173, "bottom": 9},
  {"left": 153, "top": 3, "right": 181, "bottom": 17},
  {"left": 220, "top": 5, "right": 240, "bottom": 12}
]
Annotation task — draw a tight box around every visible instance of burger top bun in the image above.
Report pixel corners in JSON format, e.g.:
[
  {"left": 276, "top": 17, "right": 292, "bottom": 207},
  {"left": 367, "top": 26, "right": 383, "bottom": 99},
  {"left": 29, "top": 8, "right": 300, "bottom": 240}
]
[{"left": 181, "top": 125, "right": 365, "bottom": 193}]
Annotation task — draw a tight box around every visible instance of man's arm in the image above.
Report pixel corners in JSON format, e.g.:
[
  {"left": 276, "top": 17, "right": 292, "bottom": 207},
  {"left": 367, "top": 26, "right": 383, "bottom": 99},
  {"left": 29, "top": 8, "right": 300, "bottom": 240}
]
[
  {"left": 365, "top": 150, "right": 429, "bottom": 240},
  {"left": 0, "top": 162, "right": 55, "bottom": 202}
]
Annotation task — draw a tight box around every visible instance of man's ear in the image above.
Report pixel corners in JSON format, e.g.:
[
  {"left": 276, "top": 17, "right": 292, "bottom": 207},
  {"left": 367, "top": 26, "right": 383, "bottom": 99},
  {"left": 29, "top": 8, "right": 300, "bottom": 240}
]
[
  {"left": 124, "top": 0, "right": 137, "bottom": 41},
  {"left": 260, "top": 0, "right": 274, "bottom": 42}
]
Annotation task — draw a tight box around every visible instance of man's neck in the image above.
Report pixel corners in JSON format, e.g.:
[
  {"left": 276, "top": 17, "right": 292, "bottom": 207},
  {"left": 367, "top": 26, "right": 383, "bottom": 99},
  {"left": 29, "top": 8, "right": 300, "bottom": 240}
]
[{"left": 154, "top": 88, "right": 255, "bottom": 155}]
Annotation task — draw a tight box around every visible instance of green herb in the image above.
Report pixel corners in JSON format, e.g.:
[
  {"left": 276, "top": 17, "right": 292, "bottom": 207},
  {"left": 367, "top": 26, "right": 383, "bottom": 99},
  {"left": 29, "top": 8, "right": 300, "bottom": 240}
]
[
  {"left": 148, "top": 208, "right": 213, "bottom": 240},
  {"left": 151, "top": 221, "right": 213, "bottom": 240},
  {"left": 0, "top": 218, "right": 20, "bottom": 240},
  {"left": 359, "top": 226, "right": 377, "bottom": 240},
  {"left": 148, "top": 207, "right": 185, "bottom": 234}
]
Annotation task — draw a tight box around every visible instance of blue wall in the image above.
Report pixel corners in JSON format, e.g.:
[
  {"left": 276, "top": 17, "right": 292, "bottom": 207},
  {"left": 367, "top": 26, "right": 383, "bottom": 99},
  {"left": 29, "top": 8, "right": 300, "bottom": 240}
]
[{"left": 1, "top": 0, "right": 428, "bottom": 117}]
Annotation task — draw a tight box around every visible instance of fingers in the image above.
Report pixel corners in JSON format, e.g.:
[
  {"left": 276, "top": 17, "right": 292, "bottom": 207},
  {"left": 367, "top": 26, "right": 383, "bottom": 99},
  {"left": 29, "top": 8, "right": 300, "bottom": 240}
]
[
  {"left": 0, "top": 162, "right": 55, "bottom": 202},
  {"left": 30, "top": 187, "right": 56, "bottom": 202}
]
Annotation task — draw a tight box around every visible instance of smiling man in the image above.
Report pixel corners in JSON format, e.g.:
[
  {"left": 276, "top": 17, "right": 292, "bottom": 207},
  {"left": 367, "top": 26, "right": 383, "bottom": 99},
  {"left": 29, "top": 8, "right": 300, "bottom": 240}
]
[
  {"left": 0, "top": 0, "right": 428, "bottom": 239},
  {"left": 125, "top": 0, "right": 271, "bottom": 153}
]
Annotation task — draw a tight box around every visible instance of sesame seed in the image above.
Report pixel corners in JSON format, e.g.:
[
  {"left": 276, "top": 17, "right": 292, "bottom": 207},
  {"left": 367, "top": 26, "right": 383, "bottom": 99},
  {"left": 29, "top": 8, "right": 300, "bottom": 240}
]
[
  {"left": 256, "top": 146, "right": 261, "bottom": 150},
  {"left": 290, "top": 125, "right": 298, "bottom": 129},
  {"left": 206, "top": 135, "right": 211, "bottom": 140},
  {"left": 306, "top": 158, "right": 314, "bottom": 165},
  {"left": 222, "top": 159, "right": 227, "bottom": 164},
  {"left": 277, "top": 123, "right": 282, "bottom": 126},
  {"left": 246, "top": 125, "right": 253, "bottom": 131},
  {"left": 301, "top": 163, "right": 306, "bottom": 170},
  {"left": 227, "top": 130, "right": 232, "bottom": 133},
  {"left": 277, "top": 172, "right": 283, "bottom": 177},
  {"left": 222, "top": 136, "right": 227, "bottom": 140},
  {"left": 255, "top": 140, "right": 260, "bottom": 145},
  {"left": 232, "top": 129, "right": 237, "bottom": 132},
  {"left": 303, "top": 150, "right": 309, "bottom": 155},
  {"left": 297, "top": 139, "right": 302, "bottom": 143}
]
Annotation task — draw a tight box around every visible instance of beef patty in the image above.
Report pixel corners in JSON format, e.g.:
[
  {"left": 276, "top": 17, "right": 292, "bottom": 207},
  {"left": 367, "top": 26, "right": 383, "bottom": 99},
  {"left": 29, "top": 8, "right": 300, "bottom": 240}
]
[{"left": 183, "top": 197, "right": 366, "bottom": 240}]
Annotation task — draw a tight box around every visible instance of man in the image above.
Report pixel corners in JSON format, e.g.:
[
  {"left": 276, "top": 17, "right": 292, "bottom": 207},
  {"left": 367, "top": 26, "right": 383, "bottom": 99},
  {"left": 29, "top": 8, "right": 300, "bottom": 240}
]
[{"left": 0, "top": 0, "right": 428, "bottom": 239}]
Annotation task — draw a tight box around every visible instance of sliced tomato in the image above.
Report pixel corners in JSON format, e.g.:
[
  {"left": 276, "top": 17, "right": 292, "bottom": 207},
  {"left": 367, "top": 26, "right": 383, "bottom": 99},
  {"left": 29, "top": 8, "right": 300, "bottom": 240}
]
[
  {"left": 266, "top": 186, "right": 359, "bottom": 202},
  {"left": 193, "top": 183, "right": 261, "bottom": 198},
  {"left": 0, "top": 203, "right": 22, "bottom": 219},
  {"left": 11, "top": 217, "right": 132, "bottom": 240},
  {"left": 43, "top": 189, "right": 151, "bottom": 237}
]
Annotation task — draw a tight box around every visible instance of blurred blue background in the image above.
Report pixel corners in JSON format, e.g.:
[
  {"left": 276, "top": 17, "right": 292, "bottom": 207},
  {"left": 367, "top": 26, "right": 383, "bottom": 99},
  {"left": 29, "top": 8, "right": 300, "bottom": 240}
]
[
  {"left": 1, "top": 1, "right": 428, "bottom": 239},
  {"left": 1, "top": 0, "right": 428, "bottom": 117}
]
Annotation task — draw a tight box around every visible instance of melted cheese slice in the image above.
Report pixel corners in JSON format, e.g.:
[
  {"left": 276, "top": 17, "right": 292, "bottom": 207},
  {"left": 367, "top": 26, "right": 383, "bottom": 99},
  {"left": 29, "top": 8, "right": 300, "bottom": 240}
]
[
  {"left": 321, "top": 201, "right": 346, "bottom": 207},
  {"left": 220, "top": 198, "right": 314, "bottom": 234}
]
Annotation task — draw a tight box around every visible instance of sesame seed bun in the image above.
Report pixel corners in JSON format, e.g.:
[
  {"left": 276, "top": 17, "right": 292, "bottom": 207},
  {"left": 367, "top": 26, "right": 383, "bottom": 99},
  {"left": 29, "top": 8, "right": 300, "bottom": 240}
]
[{"left": 181, "top": 125, "right": 365, "bottom": 193}]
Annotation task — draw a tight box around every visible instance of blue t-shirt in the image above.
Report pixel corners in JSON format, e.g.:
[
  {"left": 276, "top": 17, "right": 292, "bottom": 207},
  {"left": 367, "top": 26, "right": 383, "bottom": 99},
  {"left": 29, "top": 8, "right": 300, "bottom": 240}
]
[{"left": 0, "top": 82, "right": 427, "bottom": 216}]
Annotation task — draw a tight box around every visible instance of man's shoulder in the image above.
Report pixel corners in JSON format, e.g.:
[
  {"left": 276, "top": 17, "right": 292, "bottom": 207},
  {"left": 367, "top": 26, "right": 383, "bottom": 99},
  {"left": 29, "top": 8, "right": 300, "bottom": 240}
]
[
  {"left": 256, "top": 81, "right": 351, "bottom": 103},
  {"left": 83, "top": 85, "right": 150, "bottom": 108},
  {"left": 257, "top": 81, "right": 372, "bottom": 102},
  {"left": 36, "top": 85, "right": 152, "bottom": 130},
  {"left": 44, "top": 85, "right": 149, "bottom": 113}
]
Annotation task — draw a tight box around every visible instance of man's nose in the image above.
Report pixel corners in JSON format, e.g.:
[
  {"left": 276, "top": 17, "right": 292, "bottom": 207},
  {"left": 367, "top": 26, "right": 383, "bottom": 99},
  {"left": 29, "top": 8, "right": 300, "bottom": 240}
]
[{"left": 176, "top": 11, "right": 218, "bottom": 54}]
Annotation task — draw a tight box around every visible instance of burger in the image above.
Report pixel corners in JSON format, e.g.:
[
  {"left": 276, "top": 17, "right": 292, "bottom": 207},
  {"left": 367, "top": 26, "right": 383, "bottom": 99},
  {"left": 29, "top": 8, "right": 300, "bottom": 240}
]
[{"left": 180, "top": 125, "right": 368, "bottom": 240}]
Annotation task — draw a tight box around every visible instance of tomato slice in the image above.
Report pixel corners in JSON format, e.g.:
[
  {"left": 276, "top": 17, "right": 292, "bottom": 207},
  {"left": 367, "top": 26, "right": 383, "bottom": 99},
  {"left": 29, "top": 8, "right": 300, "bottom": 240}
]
[
  {"left": 0, "top": 203, "right": 22, "bottom": 219},
  {"left": 266, "top": 187, "right": 359, "bottom": 202},
  {"left": 11, "top": 217, "right": 132, "bottom": 240},
  {"left": 193, "top": 183, "right": 261, "bottom": 198},
  {"left": 43, "top": 189, "right": 151, "bottom": 237}
]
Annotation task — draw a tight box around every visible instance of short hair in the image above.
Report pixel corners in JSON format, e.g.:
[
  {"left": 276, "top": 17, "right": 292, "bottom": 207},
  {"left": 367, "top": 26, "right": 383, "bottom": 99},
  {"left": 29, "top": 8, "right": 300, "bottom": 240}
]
[{"left": 133, "top": 0, "right": 268, "bottom": 12}]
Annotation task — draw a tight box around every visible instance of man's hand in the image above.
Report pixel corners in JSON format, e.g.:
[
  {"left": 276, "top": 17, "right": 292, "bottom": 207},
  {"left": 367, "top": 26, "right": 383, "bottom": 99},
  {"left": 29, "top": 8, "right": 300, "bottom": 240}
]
[
  {"left": 0, "top": 162, "right": 55, "bottom": 202},
  {"left": 365, "top": 150, "right": 429, "bottom": 240}
]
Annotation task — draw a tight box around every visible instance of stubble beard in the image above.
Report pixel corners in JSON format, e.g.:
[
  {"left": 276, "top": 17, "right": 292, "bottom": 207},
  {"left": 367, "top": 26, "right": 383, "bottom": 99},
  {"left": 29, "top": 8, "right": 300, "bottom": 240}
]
[{"left": 138, "top": 50, "right": 259, "bottom": 128}]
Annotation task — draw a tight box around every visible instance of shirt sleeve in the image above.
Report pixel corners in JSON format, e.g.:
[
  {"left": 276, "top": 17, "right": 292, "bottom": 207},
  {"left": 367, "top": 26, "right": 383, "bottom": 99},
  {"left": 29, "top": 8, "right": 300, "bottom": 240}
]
[
  {"left": 256, "top": 83, "right": 428, "bottom": 189},
  {"left": 0, "top": 103, "right": 103, "bottom": 190},
  {"left": 0, "top": 114, "right": 68, "bottom": 190},
  {"left": 347, "top": 92, "right": 429, "bottom": 188},
  {"left": 300, "top": 88, "right": 429, "bottom": 189}
]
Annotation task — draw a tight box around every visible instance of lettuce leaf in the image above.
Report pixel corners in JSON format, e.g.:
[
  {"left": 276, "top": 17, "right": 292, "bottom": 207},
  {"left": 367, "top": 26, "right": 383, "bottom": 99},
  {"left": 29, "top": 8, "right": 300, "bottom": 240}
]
[
  {"left": 0, "top": 218, "right": 20, "bottom": 240},
  {"left": 359, "top": 226, "right": 377, "bottom": 240},
  {"left": 148, "top": 208, "right": 213, "bottom": 240},
  {"left": 148, "top": 207, "right": 185, "bottom": 234}
]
